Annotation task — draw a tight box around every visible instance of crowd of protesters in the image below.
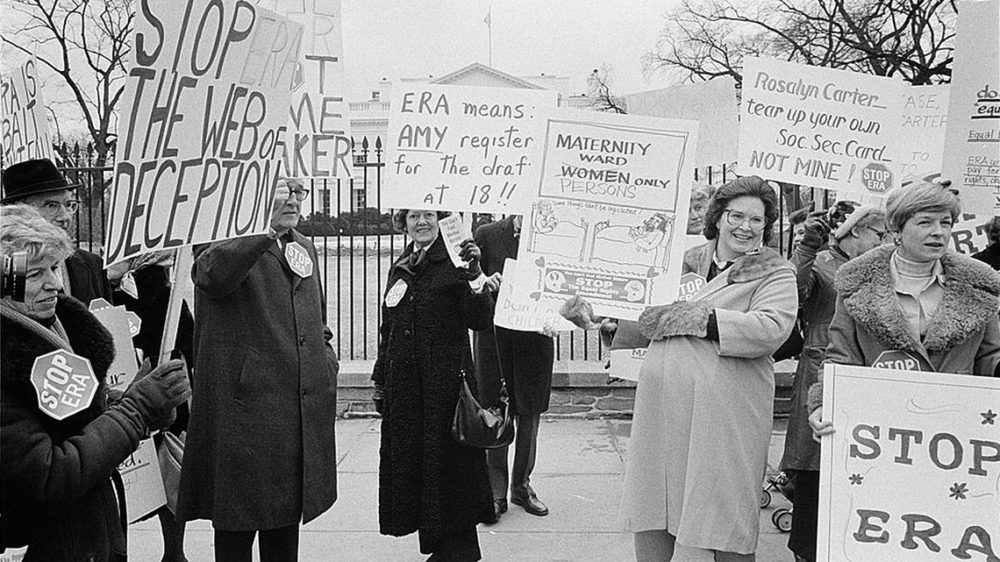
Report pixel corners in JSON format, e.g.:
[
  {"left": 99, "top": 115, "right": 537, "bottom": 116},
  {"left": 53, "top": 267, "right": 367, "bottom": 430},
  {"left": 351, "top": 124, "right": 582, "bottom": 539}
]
[{"left": 1, "top": 157, "right": 998, "bottom": 562}]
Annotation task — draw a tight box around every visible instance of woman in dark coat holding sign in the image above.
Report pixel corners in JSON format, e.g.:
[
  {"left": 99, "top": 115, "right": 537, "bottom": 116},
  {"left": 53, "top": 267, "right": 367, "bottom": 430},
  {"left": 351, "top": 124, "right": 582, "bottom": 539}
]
[
  {"left": 809, "top": 180, "right": 1000, "bottom": 434},
  {"left": 0, "top": 204, "right": 190, "bottom": 562},
  {"left": 372, "top": 209, "right": 494, "bottom": 561}
]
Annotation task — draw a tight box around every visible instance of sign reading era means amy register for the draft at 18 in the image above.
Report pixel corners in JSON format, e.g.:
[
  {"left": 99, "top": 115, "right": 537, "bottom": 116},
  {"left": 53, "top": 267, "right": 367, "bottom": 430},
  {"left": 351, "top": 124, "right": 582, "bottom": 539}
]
[
  {"left": 104, "top": 1, "right": 303, "bottom": 266},
  {"left": 817, "top": 364, "right": 1000, "bottom": 562},
  {"left": 738, "top": 57, "right": 904, "bottom": 199},
  {"left": 383, "top": 84, "right": 558, "bottom": 214},
  {"left": 509, "top": 108, "right": 698, "bottom": 322}
]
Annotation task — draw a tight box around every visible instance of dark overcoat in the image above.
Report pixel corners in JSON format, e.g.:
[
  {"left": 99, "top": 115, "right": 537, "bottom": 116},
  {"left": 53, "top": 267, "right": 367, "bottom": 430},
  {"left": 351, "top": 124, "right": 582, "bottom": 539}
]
[
  {"left": 780, "top": 244, "right": 849, "bottom": 472},
  {"left": 372, "top": 234, "right": 494, "bottom": 553},
  {"left": 65, "top": 247, "right": 114, "bottom": 305},
  {"left": 177, "top": 232, "right": 339, "bottom": 530},
  {"left": 472, "top": 216, "right": 555, "bottom": 414},
  {"left": 2, "top": 297, "right": 142, "bottom": 561}
]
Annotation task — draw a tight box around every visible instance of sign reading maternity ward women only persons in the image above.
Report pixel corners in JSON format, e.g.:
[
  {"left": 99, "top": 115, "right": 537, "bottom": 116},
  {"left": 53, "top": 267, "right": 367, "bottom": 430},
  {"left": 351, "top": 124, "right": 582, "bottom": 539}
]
[
  {"left": 943, "top": 0, "right": 1000, "bottom": 218},
  {"left": 104, "top": 1, "right": 303, "bottom": 266},
  {"left": 384, "top": 84, "right": 558, "bottom": 214},
  {"left": 1, "top": 57, "right": 54, "bottom": 165},
  {"left": 509, "top": 109, "right": 698, "bottom": 321},
  {"left": 739, "top": 57, "right": 904, "bottom": 199},
  {"left": 255, "top": 0, "right": 352, "bottom": 179},
  {"left": 817, "top": 365, "right": 1000, "bottom": 562}
]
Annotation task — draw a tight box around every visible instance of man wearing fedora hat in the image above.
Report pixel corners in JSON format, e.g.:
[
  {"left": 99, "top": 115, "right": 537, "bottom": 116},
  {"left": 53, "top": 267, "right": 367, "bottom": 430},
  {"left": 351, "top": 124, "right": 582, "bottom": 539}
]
[{"left": 1, "top": 158, "right": 113, "bottom": 306}]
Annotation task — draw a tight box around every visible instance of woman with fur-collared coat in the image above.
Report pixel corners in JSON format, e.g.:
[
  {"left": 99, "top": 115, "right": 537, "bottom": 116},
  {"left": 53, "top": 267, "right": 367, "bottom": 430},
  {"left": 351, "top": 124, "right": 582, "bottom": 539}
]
[
  {"left": 808, "top": 182, "right": 1000, "bottom": 427},
  {"left": 561, "top": 177, "right": 797, "bottom": 560},
  {"left": 1, "top": 205, "right": 189, "bottom": 561}
]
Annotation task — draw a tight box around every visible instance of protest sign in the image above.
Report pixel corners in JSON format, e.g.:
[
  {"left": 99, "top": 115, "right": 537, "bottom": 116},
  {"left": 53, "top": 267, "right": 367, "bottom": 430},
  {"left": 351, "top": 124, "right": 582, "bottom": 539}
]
[
  {"left": 0, "top": 547, "right": 26, "bottom": 562},
  {"left": 384, "top": 84, "right": 558, "bottom": 213},
  {"left": 89, "top": 304, "right": 139, "bottom": 393},
  {"left": 897, "top": 85, "right": 949, "bottom": 185},
  {"left": 1, "top": 57, "right": 54, "bottom": 165},
  {"left": 119, "top": 438, "right": 166, "bottom": 523},
  {"left": 104, "top": 1, "right": 303, "bottom": 266},
  {"left": 509, "top": 108, "right": 698, "bottom": 321},
  {"left": 943, "top": 0, "right": 1000, "bottom": 219},
  {"left": 625, "top": 78, "right": 738, "bottom": 168},
  {"left": 255, "top": 0, "right": 352, "bottom": 178},
  {"left": 438, "top": 213, "right": 472, "bottom": 268},
  {"left": 738, "top": 57, "right": 904, "bottom": 198},
  {"left": 494, "top": 259, "right": 576, "bottom": 333},
  {"left": 817, "top": 364, "right": 1000, "bottom": 562}
]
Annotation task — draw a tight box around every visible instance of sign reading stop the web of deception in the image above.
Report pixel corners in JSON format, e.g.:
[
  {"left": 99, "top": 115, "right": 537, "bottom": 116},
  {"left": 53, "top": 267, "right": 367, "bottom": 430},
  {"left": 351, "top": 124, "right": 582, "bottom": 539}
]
[{"left": 30, "top": 350, "right": 98, "bottom": 420}]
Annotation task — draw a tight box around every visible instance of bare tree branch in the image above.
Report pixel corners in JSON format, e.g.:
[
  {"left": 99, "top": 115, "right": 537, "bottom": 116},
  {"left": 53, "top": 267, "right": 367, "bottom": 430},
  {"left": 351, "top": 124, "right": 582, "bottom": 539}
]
[{"left": 646, "top": 0, "right": 957, "bottom": 86}]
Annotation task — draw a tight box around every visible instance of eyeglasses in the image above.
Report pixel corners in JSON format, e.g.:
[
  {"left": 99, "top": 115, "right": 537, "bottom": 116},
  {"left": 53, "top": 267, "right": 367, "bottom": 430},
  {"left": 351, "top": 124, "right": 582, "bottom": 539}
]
[
  {"left": 866, "top": 226, "right": 887, "bottom": 239},
  {"left": 724, "top": 210, "right": 766, "bottom": 230},
  {"left": 40, "top": 200, "right": 80, "bottom": 214},
  {"left": 288, "top": 188, "right": 310, "bottom": 202}
]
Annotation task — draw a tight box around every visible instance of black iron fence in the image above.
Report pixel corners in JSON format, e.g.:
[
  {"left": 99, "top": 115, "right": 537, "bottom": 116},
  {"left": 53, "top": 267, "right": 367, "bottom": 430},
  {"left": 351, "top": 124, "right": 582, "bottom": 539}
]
[{"left": 50, "top": 139, "right": 799, "bottom": 363}]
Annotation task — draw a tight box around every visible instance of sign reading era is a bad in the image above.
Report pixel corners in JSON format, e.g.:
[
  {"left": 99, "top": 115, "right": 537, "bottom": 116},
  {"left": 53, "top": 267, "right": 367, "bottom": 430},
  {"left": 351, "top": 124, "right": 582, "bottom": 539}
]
[
  {"left": 105, "top": 1, "right": 303, "bottom": 266},
  {"left": 817, "top": 364, "right": 1000, "bottom": 562},
  {"left": 384, "top": 84, "right": 558, "bottom": 214},
  {"left": 739, "top": 57, "right": 904, "bottom": 198},
  {"left": 1, "top": 58, "right": 54, "bottom": 166}
]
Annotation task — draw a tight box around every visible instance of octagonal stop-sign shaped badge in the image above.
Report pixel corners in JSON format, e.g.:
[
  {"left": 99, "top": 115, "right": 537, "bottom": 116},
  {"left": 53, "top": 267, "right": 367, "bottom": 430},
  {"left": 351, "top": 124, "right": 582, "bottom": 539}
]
[
  {"left": 871, "top": 350, "right": 925, "bottom": 372},
  {"left": 30, "top": 350, "right": 98, "bottom": 420},
  {"left": 861, "top": 162, "right": 893, "bottom": 194}
]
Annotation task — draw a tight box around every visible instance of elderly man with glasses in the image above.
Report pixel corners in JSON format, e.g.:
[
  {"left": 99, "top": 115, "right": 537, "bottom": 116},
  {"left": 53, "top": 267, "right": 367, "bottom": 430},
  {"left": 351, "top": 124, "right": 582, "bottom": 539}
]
[
  {"left": 0, "top": 158, "right": 113, "bottom": 305},
  {"left": 176, "top": 177, "right": 339, "bottom": 562}
]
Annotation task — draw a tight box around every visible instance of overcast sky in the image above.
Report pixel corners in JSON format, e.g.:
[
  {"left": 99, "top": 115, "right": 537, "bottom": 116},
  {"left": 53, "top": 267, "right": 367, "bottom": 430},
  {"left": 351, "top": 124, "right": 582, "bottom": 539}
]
[
  {"left": 340, "top": 0, "right": 683, "bottom": 100},
  {"left": 0, "top": 0, "right": 685, "bottom": 138}
]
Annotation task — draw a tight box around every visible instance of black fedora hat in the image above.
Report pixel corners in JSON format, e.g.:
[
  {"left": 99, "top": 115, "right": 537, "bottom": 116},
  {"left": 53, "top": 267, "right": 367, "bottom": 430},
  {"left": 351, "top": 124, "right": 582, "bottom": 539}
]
[{"left": 1, "top": 159, "right": 79, "bottom": 204}]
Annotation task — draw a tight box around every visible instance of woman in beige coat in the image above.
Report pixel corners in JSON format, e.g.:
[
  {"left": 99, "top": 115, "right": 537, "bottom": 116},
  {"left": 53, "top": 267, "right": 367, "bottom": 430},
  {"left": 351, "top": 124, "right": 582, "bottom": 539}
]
[{"left": 564, "top": 177, "right": 797, "bottom": 560}]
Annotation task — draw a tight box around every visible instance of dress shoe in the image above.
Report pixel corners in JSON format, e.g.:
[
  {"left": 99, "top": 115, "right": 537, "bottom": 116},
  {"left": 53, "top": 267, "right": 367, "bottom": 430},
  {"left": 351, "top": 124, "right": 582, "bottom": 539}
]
[
  {"left": 485, "top": 498, "right": 507, "bottom": 525},
  {"left": 511, "top": 491, "right": 548, "bottom": 516}
]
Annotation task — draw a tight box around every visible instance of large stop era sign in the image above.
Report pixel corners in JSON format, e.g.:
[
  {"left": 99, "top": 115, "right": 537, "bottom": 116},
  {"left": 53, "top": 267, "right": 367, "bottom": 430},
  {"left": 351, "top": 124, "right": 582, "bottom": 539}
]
[
  {"left": 30, "top": 350, "right": 99, "bottom": 420},
  {"left": 871, "top": 350, "right": 925, "bottom": 371}
]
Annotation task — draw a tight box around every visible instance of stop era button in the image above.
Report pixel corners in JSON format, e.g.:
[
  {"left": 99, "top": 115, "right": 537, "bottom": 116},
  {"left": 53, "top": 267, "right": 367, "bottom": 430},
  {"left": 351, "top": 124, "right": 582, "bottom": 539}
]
[
  {"left": 30, "top": 350, "right": 98, "bottom": 420},
  {"left": 871, "top": 350, "right": 924, "bottom": 371},
  {"left": 862, "top": 162, "right": 893, "bottom": 193},
  {"left": 677, "top": 273, "right": 706, "bottom": 302}
]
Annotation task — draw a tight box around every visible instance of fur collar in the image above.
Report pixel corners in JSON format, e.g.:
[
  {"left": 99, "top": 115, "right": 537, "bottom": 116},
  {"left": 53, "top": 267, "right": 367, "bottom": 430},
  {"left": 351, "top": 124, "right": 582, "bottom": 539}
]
[
  {"left": 685, "top": 241, "right": 794, "bottom": 284},
  {"left": 835, "top": 245, "right": 1000, "bottom": 353},
  {"left": 1, "top": 296, "right": 115, "bottom": 427},
  {"left": 392, "top": 233, "right": 449, "bottom": 276}
]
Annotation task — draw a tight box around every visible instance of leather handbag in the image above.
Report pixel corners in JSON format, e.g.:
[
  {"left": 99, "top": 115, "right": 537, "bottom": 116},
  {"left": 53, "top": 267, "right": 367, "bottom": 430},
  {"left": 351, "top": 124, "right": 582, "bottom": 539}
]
[{"left": 451, "top": 370, "right": 515, "bottom": 449}]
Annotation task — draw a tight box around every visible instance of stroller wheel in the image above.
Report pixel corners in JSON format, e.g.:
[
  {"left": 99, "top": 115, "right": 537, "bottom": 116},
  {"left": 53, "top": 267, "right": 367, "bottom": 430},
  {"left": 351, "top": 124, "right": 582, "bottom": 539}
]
[
  {"left": 773, "top": 508, "right": 793, "bottom": 532},
  {"left": 760, "top": 489, "right": 772, "bottom": 508}
]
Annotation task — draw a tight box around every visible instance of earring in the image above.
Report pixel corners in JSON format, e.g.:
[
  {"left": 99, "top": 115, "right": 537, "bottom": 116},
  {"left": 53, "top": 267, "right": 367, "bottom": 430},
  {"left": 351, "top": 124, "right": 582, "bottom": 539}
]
[{"left": 893, "top": 235, "right": 901, "bottom": 246}]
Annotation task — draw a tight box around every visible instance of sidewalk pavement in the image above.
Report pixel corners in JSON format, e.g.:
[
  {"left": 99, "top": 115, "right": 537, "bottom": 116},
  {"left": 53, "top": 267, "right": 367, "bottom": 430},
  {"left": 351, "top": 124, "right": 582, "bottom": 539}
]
[{"left": 129, "top": 418, "right": 795, "bottom": 562}]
